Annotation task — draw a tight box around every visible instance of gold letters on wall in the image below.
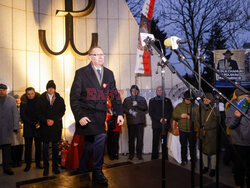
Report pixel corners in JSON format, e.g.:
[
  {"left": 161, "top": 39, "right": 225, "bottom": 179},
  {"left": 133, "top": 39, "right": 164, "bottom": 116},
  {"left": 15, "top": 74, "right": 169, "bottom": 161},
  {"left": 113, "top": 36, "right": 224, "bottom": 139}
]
[{"left": 39, "top": 0, "right": 98, "bottom": 59}]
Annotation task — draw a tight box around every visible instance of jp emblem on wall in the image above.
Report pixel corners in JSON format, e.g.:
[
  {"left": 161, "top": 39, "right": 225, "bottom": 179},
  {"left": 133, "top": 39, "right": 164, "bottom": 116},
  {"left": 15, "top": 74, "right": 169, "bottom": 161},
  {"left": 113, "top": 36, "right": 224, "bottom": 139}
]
[{"left": 39, "top": 0, "right": 98, "bottom": 59}]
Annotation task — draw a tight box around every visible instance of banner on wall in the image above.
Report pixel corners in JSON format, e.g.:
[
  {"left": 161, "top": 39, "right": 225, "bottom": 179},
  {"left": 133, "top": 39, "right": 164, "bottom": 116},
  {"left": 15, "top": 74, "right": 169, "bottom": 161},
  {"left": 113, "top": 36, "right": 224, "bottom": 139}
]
[
  {"left": 134, "top": 0, "right": 155, "bottom": 75},
  {"left": 214, "top": 49, "right": 250, "bottom": 88}
]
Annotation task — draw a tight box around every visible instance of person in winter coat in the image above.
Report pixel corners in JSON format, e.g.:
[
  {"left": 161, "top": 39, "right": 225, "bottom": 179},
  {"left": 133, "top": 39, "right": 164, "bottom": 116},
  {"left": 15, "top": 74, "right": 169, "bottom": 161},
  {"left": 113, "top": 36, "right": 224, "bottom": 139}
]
[
  {"left": 70, "top": 46, "right": 124, "bottom": 185},
  {"left": 0, "top": 83, "right": 18, "bottom": 175},
  {"left": 20, "top": 87, "right": 42, "bottom": 171},
  {"left": 123, "top": 85, "right": 148, "bottom": 160},
  {"left": 149, "top": 86, "right": 173, "bottom": 160},
  {"left": 200, "top": 93, "right": 219, "bottom": 177},
  {"left": 11, "top": 95, "right": 24, "bottom": 168},
  {"left": 173, "top": 90, "right": 199, "bottom": 166},
  {"left": 37, "top": 80, "right": 66, "bottom": 176},
  {"left": 226, "top": 89, "right": 250, "bottom": 188},
  {"left": 106, "top": 97, "right": 121, "bottom": 160}
]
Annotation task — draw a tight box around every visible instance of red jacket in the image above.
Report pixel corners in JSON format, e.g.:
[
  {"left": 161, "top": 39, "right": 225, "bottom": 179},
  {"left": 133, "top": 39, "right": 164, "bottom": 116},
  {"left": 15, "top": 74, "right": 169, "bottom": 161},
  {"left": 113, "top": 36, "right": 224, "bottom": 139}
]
[{"left": 106, "top": 99, "right": 121, "bottom": 132}]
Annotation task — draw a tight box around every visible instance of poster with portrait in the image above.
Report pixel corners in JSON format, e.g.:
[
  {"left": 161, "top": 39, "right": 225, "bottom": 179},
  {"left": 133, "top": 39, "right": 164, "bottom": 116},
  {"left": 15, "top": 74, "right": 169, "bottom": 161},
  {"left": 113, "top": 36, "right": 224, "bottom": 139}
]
[{"left": 214, "top": 49, "right": 250, "bottom": 88}]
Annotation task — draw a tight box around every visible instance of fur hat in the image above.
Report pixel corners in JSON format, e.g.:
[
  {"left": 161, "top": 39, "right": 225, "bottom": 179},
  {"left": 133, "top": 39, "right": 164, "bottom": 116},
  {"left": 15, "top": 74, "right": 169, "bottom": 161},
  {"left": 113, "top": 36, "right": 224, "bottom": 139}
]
[{"left": 46, "top": 80, "right": 56, "bottom": 90}]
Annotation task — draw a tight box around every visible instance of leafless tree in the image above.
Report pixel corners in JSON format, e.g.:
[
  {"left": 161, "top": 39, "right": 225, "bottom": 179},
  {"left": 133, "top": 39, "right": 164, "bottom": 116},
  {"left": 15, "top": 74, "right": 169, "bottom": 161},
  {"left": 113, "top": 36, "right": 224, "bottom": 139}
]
[
  {"left": 157, "top": 0, "right": 249, "bottom": 72},
  {"left": 126, "top": 0, "right": 250, "bottom": 72}
]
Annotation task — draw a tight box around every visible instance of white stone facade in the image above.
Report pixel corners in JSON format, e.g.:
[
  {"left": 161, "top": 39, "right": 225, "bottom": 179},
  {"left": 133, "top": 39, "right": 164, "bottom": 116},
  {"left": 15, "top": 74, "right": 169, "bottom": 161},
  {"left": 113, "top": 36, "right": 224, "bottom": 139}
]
[{"left": 0, "top": 0, "right": 183, "bottom": 154}]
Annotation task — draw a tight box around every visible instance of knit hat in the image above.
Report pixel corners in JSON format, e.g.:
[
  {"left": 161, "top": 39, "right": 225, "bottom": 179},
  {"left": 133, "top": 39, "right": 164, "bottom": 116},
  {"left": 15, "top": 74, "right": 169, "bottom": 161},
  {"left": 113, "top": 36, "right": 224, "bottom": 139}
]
[
  {"left": 203, "top": 93, "right": 214, "bottom": 101},
  {"left": 46, "top": 80, "right": 56, "bottom": 90},
  {"left": 235, "top": 88, "right": 249, "bottom": 97},
  {"left": 0, "top": 83, "right": 7, "bottom": 90},
  {"left": 183, "top": 90, "right": 191, "bottom": 100}
]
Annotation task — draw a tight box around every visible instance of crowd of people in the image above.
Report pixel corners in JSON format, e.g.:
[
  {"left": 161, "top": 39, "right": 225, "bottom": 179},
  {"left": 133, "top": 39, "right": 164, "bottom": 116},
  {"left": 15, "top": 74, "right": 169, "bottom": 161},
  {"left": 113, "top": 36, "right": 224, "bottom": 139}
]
[
  {"left": 0, "top": 80, "right": 66, "bottom": 176},
  {"left": 0, "top": 46, "right": 249, "bottom": 187}
]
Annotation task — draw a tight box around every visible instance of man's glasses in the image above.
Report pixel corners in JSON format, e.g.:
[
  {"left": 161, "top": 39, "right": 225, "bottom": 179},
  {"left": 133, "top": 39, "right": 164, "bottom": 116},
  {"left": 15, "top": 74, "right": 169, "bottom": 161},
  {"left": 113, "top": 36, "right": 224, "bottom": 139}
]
[{"left": 90, "top": 54, "right": 105, "bottom": 57}]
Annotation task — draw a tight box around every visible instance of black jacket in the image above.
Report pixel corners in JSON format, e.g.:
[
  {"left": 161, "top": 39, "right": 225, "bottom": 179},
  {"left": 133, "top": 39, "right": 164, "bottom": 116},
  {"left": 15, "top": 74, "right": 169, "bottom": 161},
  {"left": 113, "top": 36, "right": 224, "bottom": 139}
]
[
  {"left": 217, "top": 58, "right": 239, "bottom": 70},
  {"left": 20, "top": 93, "right": 40, "bottom": 137},
  {"left": 37, "top": 92, "right": 65, "bottom": 142},
  {"left": 123, "top": 95, "right": 148, "bottom": 125},
  {"left": 149, "top": 96, "right": 173, "bottom": 129},
  {"left": 70, "top": 63, "right": 123, "bottom": 136}
]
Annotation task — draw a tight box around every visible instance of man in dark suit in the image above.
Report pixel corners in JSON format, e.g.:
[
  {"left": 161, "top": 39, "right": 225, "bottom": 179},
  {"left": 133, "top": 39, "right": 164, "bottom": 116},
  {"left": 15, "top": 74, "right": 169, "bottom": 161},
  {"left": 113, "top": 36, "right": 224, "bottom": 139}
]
[
  {"left": 217, "top": 50, "right": 239, "bottom": 70},
  {"left": 20, "top": 87, "right": 42, "bottom": 172},
  {"left": 70, "top": 46, "right": 124, "bottom": 185},
  {"left": 149, "top": 86, "right": 173, "bottom": 160}
]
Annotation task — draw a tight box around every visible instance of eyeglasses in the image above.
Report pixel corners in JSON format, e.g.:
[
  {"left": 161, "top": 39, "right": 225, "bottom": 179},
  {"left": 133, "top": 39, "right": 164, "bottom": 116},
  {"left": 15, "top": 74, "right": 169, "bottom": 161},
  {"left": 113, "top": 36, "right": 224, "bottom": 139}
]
[{"left": 90, "top": 54, "right": 105, "bottom": 57}]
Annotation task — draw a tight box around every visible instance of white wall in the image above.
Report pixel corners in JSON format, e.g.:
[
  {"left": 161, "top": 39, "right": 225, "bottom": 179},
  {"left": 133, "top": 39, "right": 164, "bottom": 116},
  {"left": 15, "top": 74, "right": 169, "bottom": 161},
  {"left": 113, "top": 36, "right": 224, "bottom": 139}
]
[{"left": 0, "top": 0, "right": 184, "bottom": 157}]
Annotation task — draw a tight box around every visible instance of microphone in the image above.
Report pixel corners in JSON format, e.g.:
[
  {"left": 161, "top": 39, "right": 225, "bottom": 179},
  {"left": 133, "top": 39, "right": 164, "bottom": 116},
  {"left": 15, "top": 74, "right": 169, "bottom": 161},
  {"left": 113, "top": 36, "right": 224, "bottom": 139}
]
[
  {"left": 140, "top": 33, "right": 155, "bottom": 47},
  {"left": 172, "top": 49, "right": 186, "bottom": 60},
  {"left": 164, "top": 36, "right": 189, "bottom": 49},
  {"left": 176, "top": 39, "right": 189, "bottom": 45}
]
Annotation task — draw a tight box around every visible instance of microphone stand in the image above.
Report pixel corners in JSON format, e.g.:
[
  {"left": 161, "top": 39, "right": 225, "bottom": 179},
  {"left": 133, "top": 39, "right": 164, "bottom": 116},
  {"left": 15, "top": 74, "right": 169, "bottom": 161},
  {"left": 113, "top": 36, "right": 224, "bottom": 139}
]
[
  {"left": 159, "top": 60, "right": 167, "bottom": 188},
  {"left": 197, "top": 48, "right": 203, "bottom": 188},
  {"left": 189, "top": 90, "right": 196, "bottom": 188},
  {"left": 145, "top": 37, "right": 168, "bottom": 188},
  {"left": 144, "top": 37, "right": 197, "bottom": 188},
  {"left": 215, "top": 94, "right": 221, "bottom": 188}
]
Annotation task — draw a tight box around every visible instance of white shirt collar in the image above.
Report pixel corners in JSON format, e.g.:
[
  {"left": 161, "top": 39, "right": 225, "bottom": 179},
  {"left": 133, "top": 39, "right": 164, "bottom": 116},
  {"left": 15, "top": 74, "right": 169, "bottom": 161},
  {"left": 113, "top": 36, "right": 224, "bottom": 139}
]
[
  {"left": 47, "top": 93, "right": 53, "bottom": 101},
  {"left": 94, "top": 65, "right": 102, "bottom": 71},
  {"left": 48, "top": 93, "right": 53, "bottom": 97}
]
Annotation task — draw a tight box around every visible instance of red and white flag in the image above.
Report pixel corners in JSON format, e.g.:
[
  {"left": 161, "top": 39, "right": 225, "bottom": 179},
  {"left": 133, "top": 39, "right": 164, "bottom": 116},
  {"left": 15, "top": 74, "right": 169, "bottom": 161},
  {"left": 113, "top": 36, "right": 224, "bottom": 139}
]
[{"left": 135, "top": 0, "right": 155, "bottom": 75}]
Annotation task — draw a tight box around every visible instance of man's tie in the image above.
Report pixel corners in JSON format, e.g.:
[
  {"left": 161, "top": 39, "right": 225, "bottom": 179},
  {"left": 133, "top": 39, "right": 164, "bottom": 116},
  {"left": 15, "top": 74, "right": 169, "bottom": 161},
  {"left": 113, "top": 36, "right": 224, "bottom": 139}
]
[{"left": 97, "top": 69, "right": 101, "bottom": 80}]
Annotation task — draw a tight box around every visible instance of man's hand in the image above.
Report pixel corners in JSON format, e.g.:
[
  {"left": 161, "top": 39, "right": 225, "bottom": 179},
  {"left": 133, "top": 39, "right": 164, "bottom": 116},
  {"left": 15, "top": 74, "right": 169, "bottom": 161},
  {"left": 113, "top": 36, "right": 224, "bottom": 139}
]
[
  {"left": 79, "top": 117, "right": 91, "bottom": 126},
  {"left": 181, "top": 113, "right": 190, "bottom": 119},
  {"left": 160, "top": 118, "right": 167, "bottom": 123},
  {"left": 117, "top": 115, "right": 124, "bottom": 126},
  {"left": 234, "top": 110, "right": 242, "bottom": 118},
  {"left": 47, "top": 119, "right": 54, "bottom": 126}
]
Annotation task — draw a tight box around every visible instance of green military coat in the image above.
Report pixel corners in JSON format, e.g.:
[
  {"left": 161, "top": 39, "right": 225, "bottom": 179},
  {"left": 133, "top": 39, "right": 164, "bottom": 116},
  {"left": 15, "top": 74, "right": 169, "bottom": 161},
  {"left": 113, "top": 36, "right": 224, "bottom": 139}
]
[
  {"left": 173, "top": 100, "right": 199, "bottom": 132},
  {"left": 201, "top": 104, "right": 219, "bottom": 155}
]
